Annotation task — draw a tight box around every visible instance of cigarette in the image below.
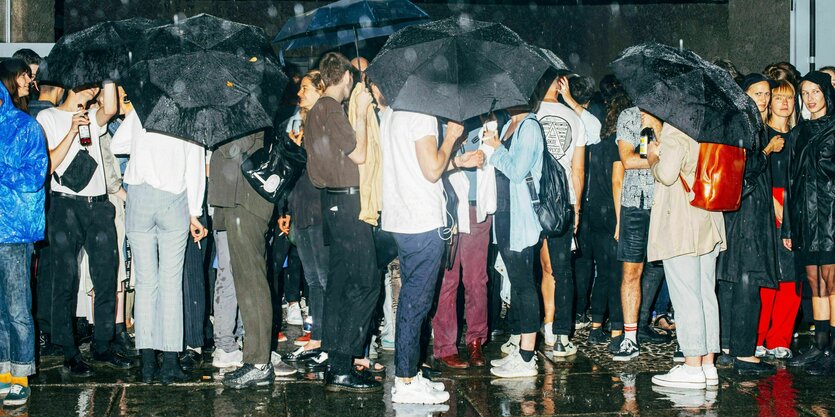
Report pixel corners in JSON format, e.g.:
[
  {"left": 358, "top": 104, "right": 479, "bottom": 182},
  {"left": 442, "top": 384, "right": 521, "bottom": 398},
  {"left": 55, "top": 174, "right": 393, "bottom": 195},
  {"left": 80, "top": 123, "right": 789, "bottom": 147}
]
[
  {"left": 197, "top": 241, "right": 201, "bottom": 250},
  {"left": 278, "top": 232, "right": 286, "bottom": 236}
]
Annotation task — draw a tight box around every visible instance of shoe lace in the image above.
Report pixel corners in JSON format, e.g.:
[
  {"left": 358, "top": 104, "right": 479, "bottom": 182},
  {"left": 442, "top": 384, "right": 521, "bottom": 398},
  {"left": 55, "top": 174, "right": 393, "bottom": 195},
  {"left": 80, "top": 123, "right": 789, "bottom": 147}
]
[
  {"left": 619, "top": 338, "right": 636, "bottom": 351},
  {"left": 9, "top": 384, "right": 24, "bottom": 395}
]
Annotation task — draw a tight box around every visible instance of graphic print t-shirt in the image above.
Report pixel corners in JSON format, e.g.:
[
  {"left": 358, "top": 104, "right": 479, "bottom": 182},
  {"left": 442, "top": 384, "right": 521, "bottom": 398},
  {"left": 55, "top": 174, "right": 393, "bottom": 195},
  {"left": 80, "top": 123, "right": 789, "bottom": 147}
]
[{"left": 536, "top": 101, "right": 586, "bottom": 204}]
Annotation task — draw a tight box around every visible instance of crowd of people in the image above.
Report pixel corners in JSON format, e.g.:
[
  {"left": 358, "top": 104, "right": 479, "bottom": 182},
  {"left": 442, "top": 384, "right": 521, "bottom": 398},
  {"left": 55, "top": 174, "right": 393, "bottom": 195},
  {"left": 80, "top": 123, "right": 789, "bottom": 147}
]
[{"left": 1, "top": 42, "right": 835, "bottom": 407}]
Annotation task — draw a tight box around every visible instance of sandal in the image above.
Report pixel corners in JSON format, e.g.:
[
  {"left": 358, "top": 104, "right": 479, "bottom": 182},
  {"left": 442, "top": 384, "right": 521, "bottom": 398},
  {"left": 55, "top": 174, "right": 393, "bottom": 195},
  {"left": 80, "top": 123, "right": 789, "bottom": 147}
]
[{"left": 654, "top": 314, "right": 676, "bottom": 331}]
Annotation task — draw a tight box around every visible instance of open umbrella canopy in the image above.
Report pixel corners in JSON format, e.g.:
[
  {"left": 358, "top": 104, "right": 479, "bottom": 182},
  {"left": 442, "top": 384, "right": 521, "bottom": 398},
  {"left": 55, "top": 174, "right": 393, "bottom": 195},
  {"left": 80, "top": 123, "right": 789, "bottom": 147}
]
[
  {"left": 365, "top": 17, "right": 554, "bottom": 122},
  {"left": 278, "top": 20, "right": 423, "bottom": 52},
  {"left": 274, "top": 0, "right": 429, "bottom": 48},
  {"left": 535, "top": 47, "right": 571, "bottom": 75},
  {"left": 37, "top": 18, "right": 159, "bottom": 89},
  {"left": 123, "top": 14, "right": 288, "bottom": 148},
  {"left": 610, "top": 42, "right": 761, "bottom": 150}
]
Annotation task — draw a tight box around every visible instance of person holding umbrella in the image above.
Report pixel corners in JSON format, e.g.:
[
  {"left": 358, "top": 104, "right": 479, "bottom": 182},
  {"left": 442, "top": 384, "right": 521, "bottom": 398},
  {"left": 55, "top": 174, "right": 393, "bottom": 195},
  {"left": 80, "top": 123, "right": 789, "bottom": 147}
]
[
  {"left": 646, "top": 117, "right": 726, "bottom": 390},
  {"left": 0, "top": 58, "right": 49, "bottom": 406},
  {"left": 784, "top": 71, "right": 835, "bottom": 375},
  {"left": 303, "top": 52, "right": 380, "bottom": 392},
  {"left": 37, "top": 81, "right": 130, "bottom": 376}
]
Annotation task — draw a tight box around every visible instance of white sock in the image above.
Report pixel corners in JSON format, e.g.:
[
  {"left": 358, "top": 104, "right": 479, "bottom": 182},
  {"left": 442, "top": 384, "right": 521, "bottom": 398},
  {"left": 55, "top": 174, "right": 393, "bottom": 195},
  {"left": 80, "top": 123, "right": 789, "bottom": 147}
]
[
  {"left": 188, "top": 347, "right": 202, "bottom": 354},
  {"left": 683, "top": 364, "right": 703, "bottom": 374},
  {"left": 702, "top": 363, "right": 716, "bottom": 371}
]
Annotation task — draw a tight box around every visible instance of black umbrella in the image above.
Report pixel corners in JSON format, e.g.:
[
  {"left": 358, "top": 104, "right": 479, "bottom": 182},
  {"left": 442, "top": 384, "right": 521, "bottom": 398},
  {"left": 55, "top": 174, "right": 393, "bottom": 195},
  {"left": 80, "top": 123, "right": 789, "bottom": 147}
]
[
  {"left": 610, "top": 43, "right": 761, "bottom": 150},
  {"left": 365, "top": 17, "right": 555, "bottom": 122},
  {"left": 38, "top": 18, "right": 159, "bottom": 89},
  {"left": 123, "top": 14, "right": 288, "bottom": 148},
  {"left": 534, "top": 47, "right": 571, "bottom": 75}
]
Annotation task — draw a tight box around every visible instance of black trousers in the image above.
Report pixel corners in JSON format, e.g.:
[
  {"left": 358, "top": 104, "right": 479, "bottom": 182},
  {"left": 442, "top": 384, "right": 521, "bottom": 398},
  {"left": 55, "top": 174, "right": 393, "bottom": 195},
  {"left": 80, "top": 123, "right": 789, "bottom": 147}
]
[
  {"left": 47, "top": 195, "right": 118, "bottom": 355},
  {"left": 320, "top": 192, "right": 380, "bottom": 363},
  {"left": 578, "top": 228, "right": 624, "bottom": 329},
  {"left": 35, "top": 244, "right": 53, "bottom": 335},
  {"left": 639, "top": 262, "right": 666, "bottom": 326},
  {"left": 547, "top": 231, "right": 574, "bottom": 336},
  {"left": 487, "top": 243, "right": 504, "bottom": 333},
  {"left": 718, "top": 276, "right": 761, "bottom": 357},
  {"left": 182, "top": 218, "right": 209, "bottom": 349},
  {"left": 574, "top": 224, "right": 594, "bottom": 317},
  {"left": 495, "top": 211, "right": 539, "bottom": 335}
]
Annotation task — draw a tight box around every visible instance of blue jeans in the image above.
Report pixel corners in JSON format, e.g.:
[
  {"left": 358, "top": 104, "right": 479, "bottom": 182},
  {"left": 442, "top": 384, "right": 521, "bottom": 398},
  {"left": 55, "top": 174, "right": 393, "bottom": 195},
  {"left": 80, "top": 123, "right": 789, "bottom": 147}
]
[
  {"left": 0, "top": 243, "right": 36, "bottom": 376},
  {"left": 393, "top": 229, "right": 445, "bottom": 378}
]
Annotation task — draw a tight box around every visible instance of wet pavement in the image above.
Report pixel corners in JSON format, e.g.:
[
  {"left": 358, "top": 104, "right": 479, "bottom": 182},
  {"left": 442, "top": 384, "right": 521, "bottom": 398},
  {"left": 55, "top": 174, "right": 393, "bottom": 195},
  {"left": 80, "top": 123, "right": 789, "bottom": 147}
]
[{"left": 9, "top": 326, "right": 835, "bottom": 417}]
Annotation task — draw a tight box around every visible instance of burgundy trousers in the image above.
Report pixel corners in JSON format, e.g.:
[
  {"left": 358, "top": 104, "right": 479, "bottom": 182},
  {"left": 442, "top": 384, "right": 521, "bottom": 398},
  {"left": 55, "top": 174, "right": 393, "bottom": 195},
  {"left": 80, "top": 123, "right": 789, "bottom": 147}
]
[{"left": 432, "top": 207, "right": 492, "bottom": 358}]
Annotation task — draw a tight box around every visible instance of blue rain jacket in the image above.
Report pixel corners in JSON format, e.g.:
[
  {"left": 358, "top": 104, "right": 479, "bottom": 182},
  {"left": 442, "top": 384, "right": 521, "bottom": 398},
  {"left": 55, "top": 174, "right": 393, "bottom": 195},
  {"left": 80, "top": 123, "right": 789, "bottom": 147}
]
[{"left": 0, "top": 83, "right": 48, "bottom": 244}]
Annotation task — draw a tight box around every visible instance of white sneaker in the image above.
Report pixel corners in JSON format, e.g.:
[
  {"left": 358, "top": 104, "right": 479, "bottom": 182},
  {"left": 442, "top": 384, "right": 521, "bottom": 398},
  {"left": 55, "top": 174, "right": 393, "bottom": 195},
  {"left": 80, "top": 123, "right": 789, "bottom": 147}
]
[
  {"left": 755, "top": 345, "right": 768, "bottom": 358},
  {"left": 553, "top": 335, "right": 577, "bottom": 357},
  {"left": 702, "top": 366, "right": 719, "bottom": 386},
  {"left": 391, "top": 377, "right": 450, "bottom": 404},
  {"left": 491, "top": 348, "right": 519, "bottom": 367},
  {"left": 415, "top": 373, "right": 445, "bottom": 391},
  {"left": 270, "top": 352, "right": 298, "bottom": 377},
  {"left": 490, "top": 352, "right": 538, "bottom": 378},
  {"left": 500, "top": 334, "right": 520, "bottom": 354},
  {"left": 543, "top": 323, "right": 556, "bottom": 347},
  {"left": 212, "top": 348, "right": 244, "bottom": 368},
  {"left": 772, "top": 347, "right": 793, "bottom": 359},
  {"left": 286, "top": 303, "right": 304, "bottom": 326},
  {"left": 651, "top": 365, "right": 706, "bottom": 389}
]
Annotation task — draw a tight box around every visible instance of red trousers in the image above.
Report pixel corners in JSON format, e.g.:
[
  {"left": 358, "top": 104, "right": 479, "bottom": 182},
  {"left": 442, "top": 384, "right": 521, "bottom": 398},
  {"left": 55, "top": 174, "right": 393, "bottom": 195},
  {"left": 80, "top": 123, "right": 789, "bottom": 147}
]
[
  {"left": 757, "top": 282, "right": 801, "bottom": 349},
  {"left": 432, "top": 207, "right": 492, "bottom": 358}
]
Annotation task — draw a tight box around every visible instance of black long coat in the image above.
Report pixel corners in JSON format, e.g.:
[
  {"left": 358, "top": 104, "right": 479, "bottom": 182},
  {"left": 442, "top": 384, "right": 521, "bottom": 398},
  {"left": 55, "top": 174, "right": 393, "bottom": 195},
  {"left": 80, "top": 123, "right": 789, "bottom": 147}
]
[
  {"left": 782, "top": 115, "right": 835, "bottom": 262},
  {"left": 717, "top": 127, "right": 779, "bottom": 288}
]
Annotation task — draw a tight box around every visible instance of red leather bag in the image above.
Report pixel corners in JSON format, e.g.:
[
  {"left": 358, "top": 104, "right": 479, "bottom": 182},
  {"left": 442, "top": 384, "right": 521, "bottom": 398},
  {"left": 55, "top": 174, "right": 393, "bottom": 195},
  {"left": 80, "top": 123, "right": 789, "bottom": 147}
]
[{"left": 679, "top": 143, "right": 746, "bottom": 211}]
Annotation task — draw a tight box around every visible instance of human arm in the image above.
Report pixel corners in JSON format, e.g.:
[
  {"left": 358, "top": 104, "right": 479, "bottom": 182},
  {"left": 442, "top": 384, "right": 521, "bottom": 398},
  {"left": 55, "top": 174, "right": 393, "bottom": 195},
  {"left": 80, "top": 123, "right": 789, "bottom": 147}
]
[
  {"left": 0, "top": 123, "right": 48, "bottom": 192},
  {"left": 649, "top": 131, "right": 687, "bottom": 186},
  {"left": 571, "top": 145, "right": 585, "bottom": 225},
  {"left": 95, "top": 81, "right": 118, "bottom": 128},
  {"left": 612, "top": 161, "right": 624, "bottom": 241},
  {"left": 617, "top": 140, "right": 650, "bottom": 170},
  {"left": 42, "top": 110, "right": 89, "bottom": 173},
  {"left": 414, "top": 120, "right": 465, "bottom": 182},
  {"left": 487, "top": 119, "right": 543, "bottom": 183},
  {"left": 580, "top": 111, "right": 602, "bottom": 146}
]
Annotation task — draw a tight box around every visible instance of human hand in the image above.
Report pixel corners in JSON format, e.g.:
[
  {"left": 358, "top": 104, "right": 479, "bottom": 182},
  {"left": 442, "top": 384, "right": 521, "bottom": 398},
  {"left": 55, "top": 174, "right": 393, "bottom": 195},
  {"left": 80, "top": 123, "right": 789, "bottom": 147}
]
[
  {"left": 766, "top": 135, "right": 785, "bottom": 154},
  {"left": 445, "top": 120, "right": 465, "bottom": 143},
  {"left": 115, "top": 187, "right": 127, "bottom": 202},
  {"left": 456, "top": 150, "right": 484, "bottom": 168},
  {"left": 557, "top": 77, "right": 570, "bottom": 97},
  {"left": 482, "top": 129, "right": 501, "bottom": 149},
  {"left": 71, "top": 111, "right": 90, "bottom": 136},
  {"left": 190, "top": 216, "right": 209, "bottom": 242},
  {"left": 614, "top": 222, "right": 620, "bottom": 241},
  {"left": 288, "top": 129, "right": 304, "bottom": 146},
  {"left": 647, "top": 140, "right": 660, "bottom": 165},
  {"left": 783, "top": 239, "right": 792, "bottom": 251},
  {"left": 278, "top": 215, "right": 291, "bottom": 235},
  {"left": 355, "top": 84, "right": 374, "bottom": 113}
]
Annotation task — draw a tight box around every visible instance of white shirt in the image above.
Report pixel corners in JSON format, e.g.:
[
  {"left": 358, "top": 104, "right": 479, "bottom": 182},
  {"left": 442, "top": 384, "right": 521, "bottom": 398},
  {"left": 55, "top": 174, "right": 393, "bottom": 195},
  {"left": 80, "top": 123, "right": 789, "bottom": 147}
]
[
  {"left": 379, "top": 108, "right": 445, "bottom": 234},
  {"left": 110, "top": 111, "right": 206, "bottom": 216},
  {"left": 536, "top": 101, "right": 587, "bottom": 204},
  {"left": 38, "top": 107, "right": 108, "bottom": 197}
]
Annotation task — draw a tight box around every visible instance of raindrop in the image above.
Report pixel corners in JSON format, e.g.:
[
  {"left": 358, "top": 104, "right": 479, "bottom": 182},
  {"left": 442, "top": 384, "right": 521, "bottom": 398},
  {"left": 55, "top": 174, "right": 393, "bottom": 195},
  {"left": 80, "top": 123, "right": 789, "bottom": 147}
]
[
  {"left": 433, "top": 56, "right": 449, "bottom": 72},
  {"left": 359, "top": 15, "right": 372, "bottom": 28},
  {"left": 294, "top": 3, "right": 305, "bottom": 15},
  {"left": 610, "top": 3, "right": 621, "bottom": 15},
  {"left": 457, "top": 14, "right": 473, "bottom": 30},
  {"left": 404, "top": 48, "right": 417, "bottom": 63},
  {"left": 173, "top": 80, "right": 187, "bottom": 94},
  {"left": 569, "top": 53, "right": 580, "bottom": 66}
]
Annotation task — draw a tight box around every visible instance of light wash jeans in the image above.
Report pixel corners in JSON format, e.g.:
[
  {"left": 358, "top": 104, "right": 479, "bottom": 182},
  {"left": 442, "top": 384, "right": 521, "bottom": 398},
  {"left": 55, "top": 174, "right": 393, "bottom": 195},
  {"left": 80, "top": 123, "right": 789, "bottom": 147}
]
[
  {"left": 0, "top": 243, "right": 35, "bottom": 376},
  {"left": 662, "top": 246, "right": 721, "bottom": 357},
  {"left": 126, "top": 184, "right": 189, "bottom": 352},
  {"left": 212, "top": 231, "right": 243, "bottom": 354}
]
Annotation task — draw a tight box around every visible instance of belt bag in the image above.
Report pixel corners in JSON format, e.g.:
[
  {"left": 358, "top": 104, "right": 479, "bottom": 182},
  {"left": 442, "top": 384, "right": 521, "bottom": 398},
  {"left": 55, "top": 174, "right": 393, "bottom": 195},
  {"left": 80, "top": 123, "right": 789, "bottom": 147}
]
[
  {"left": 679, "top": 143, "right": 745, "bottom": 212},
  {"left": 53, "top": 148, "right": 98, "bottom": 193}
]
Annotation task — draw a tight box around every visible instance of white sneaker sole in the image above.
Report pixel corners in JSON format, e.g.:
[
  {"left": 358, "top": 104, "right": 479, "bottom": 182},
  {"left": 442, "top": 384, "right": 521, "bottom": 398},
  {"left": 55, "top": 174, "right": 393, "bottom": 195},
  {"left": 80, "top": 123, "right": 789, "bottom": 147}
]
[
  {"left": 489, "top": 368, "right": 537, "bottom": 378},
  {"left": 613, "top": 352, "right": 639, "bottom": 362},
  {"left": 3, "top": 398, "right": 28, "bottom": 406},
  {"left": 552, "top": 349, "right": 577, "bottom": 357},
  {"left": 651, "top": 376, "right": 706, "bottom": 390},
  {"left": 391, "top": 392, "right": 450, "bottom": 405},
  {"left": 213, "top": 360, "right": 244, "bottom": 369},
  {"left": 286, "top": 319, "right": 304, "bottom": 326}
]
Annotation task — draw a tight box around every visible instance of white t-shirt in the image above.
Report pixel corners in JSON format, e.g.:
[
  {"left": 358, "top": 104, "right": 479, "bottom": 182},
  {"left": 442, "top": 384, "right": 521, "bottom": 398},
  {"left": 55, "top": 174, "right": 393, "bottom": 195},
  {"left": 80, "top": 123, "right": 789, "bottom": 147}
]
[
  {"left": 379, "top": 108, "right": 445, "bottom": 234},
  {"left": 38, "top": 107, "right": 107, "bottom": 197},
  {"left": 110, "top": 111, "right": 206, "bottom": 217},
  {"left": 536, "top": 101, "right": 587, "bottom": 204}
]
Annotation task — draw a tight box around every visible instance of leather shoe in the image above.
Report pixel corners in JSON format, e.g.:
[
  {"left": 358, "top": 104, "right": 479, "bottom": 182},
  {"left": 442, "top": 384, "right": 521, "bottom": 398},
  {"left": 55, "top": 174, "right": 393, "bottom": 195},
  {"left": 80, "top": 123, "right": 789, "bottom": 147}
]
[
  {"left": 637, "top": 326, "right": 671, "bottom": 344},
  {"left": 92, "top": 349, "right": 135, "bottom": 369},
  {"left": 421, "top": 365, "right": 441, "bottom": 379},
  {"left": 467, "top": 340, "right": 486, "bottom": 367},
  {"left": 64, "top": 355, "right": 95, "bottom": 377},
  {"left": 179, "top": 349, "right": 203, "bottom": 372},
  {"left": 436, "top": 354, "right": 469, "bottom": 369},
  {"left": 324, "top": 370, "right": 382, "bottom": 393},
  {"left": 734, "top": 358, "right": 776, "bottom": 376}
]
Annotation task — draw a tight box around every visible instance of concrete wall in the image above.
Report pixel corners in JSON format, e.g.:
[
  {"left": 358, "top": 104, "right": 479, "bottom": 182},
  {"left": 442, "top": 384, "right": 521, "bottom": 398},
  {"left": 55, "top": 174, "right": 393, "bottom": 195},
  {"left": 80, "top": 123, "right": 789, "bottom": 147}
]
[
  {"left": 55, "top": 0, "right": 790, "bottom": 80},
  {"left": 11, "top": 0, "right": 53, "bottom": 42}
]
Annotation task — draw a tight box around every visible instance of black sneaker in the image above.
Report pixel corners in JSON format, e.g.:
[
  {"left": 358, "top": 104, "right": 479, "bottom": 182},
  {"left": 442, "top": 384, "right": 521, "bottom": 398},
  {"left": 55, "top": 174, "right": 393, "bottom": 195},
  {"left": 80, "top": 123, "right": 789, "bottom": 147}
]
[
  {"left": 673, "top": 348, "right": 685, "bottom": 363},
  {"left": 553, "top": 335, "right": 577, "bottom": 357},
  {"left": 608, "top": 335, "right": 624, "bottom": 354},
  {"left": 324, "top": 369, "right": 382, "bottom": 393},
  {"left": 637, "top": 326, "right": 671, "bottom": 344},
  {"left": 223, "top": 363, "right": 275, "bottom": 389},
  {"left": 91, "top": 349, "right": 135, "bottom": 369},
  {"left": 613, "top": 338, "right": 639, "bottom": 362},
  {"left": 179, "top": 349, "right": 203, "bottom": 372},
  {"left": 806, "top": 351, "right": 835, "bottom": 376},
  {"left": 788, "top": 346, "right": 824, "bottom": 367},
  {"left": 716, "top": 353, "right": 735, "bottom": 367},
  {"left": 39, "top": 332, "right": 63, "bottom": 357},
  {"left": 734, "top": 359, "right": 777, "bottom": 376},
  {"left": 588, "top": 327, "right": 610, "bottom": 345},
  {"left": 63, "top": 354, "right": 95, "bottom": 377},
  {"left": 574, "top": 313, "right": 592, "bottom": 330}
]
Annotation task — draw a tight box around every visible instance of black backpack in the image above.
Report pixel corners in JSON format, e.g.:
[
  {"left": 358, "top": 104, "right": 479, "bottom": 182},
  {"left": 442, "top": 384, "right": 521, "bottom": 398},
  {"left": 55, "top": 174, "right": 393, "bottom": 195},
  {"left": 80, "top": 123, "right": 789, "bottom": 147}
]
[{"left": 520, "top": 118, "right": 574, "bottom": 237}]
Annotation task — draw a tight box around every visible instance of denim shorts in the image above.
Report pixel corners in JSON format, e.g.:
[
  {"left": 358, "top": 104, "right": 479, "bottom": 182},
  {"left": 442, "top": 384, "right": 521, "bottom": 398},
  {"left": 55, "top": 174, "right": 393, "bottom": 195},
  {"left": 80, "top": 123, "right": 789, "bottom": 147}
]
[{"left": 617, "top": 206, "right": 651, "bottom": 263}]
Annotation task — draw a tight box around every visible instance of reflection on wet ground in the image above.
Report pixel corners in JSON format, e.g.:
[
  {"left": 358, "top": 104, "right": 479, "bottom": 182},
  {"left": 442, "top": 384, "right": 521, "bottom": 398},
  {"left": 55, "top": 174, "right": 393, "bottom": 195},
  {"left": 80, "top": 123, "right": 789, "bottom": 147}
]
[{"left": 8, "top": 327, "right": 835, "bottom": 416}]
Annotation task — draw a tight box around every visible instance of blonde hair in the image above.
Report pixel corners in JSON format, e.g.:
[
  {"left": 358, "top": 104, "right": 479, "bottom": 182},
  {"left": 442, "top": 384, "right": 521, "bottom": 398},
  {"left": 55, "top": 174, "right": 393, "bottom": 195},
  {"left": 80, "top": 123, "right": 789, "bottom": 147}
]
[{"left": 768, "top": 79, "right": 797, "bottom": 130}]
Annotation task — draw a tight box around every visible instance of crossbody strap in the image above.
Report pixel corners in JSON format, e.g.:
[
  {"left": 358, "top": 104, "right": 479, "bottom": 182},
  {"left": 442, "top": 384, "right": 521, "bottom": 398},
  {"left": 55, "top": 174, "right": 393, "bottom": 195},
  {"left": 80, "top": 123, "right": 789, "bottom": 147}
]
[{"left": 517, "top": 117, "right": 546, "bottom": 205}]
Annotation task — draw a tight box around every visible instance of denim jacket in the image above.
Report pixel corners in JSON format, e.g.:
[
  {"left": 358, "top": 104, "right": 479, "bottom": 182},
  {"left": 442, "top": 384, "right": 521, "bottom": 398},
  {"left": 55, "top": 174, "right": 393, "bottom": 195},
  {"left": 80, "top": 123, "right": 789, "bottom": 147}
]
[
  {"left": 0, "top": 83, "right": 49, "bottom": 244},
  {"left": 490, "top": 113, "right": 543, "bottom": 252}
]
